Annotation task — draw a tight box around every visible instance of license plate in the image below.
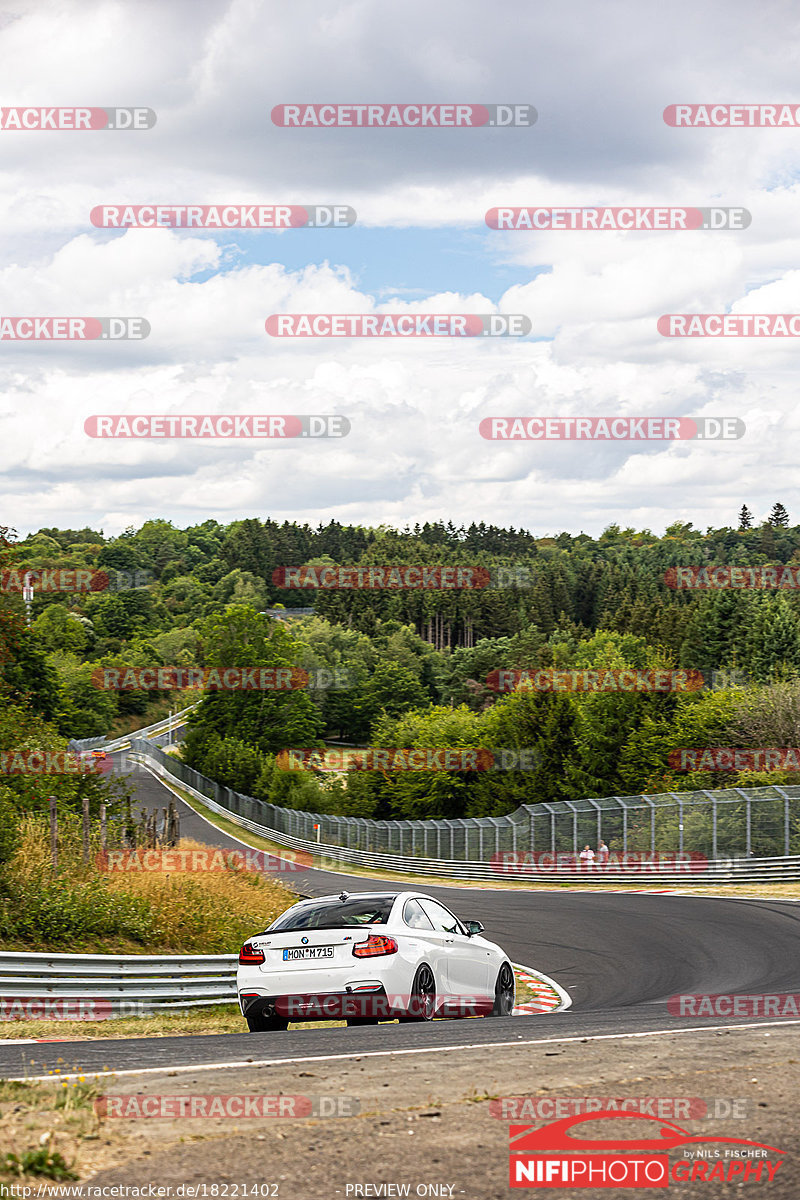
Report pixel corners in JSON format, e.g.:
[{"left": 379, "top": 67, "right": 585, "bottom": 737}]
[{"left": 283, "top": 946, "right": 334, "bottom": 961}]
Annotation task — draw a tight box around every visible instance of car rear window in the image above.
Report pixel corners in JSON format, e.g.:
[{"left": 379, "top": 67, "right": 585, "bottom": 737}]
[{"left": 269, "top": 896, "right": 395, "bottom": 931}]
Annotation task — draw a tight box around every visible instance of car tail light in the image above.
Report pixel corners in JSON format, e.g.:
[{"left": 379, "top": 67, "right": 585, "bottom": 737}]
[
  {"left": 353, "top": 934, "right": 398, "bottom": 957},
  {"left": 239, "top": 942, "right": 265, "bottom": 964}
]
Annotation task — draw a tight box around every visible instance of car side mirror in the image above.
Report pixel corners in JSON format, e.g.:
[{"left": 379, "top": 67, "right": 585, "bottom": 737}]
[{"left": 464, "top": 920, "right": 484, "bottom": 936}]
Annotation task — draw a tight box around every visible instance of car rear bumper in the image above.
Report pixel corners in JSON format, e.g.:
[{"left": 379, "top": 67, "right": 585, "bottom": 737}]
[{"left": 239, "top": 986, "right": 400, "bottom": 1022}]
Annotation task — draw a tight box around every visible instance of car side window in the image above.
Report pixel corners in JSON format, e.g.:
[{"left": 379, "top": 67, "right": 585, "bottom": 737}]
[
  {"left": 418, "top": 899, "right": 464, "bottom": 935},
  {"left": 403, "top": 899, "right": 435, "bottom": 931}
]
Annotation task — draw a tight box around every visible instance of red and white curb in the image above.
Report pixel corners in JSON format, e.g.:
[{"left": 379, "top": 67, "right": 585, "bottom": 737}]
[{"left": 512, "top": 963, "right": 571, "bottom": 1015}]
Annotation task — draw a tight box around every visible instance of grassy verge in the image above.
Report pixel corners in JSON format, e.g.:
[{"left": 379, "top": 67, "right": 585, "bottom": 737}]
[
  {"left": 0, "top": 1077, "right": 100, "bottom": 1183},
  {"left": 0, "top": 817, "right": 297, "bottom": 953},
  {"left": 159, "top": 775, "right": 800, "bottom": 900}
]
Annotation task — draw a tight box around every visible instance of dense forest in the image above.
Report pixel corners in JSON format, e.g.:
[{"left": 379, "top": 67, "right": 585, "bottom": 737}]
[{"left": 3, "top": 505, "right": 800, "bottom": 822}]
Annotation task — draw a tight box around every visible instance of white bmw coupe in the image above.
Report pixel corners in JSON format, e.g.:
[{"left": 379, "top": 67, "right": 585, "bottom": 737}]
[{"left": 237, "top": 890, "right": 515, "bottom": 1031}]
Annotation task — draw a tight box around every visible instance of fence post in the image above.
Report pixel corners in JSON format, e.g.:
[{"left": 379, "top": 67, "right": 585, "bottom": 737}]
[
  {"left": 712, "top": 794, "right": 717, "bottom": 860},
  {"left": 82, "top": 795, "right": 90, "bottom": 864},
  {"left": 617, "top": 798, "right": 627, "bottom": 854},
  {"left": 746, "top": 795, "right": 751, "bottom": 857},
  {"left": 565, "top": 802, "right": 577, "bottom": 853},
  {"left": 786, "top": 792, "right": 791, "bottom": 856},
  {"left": 100, "top": 802, "right": 107, "bottom": 852},
  {"left": 49, "top": 796, "right": 58, "bottom": 875}
]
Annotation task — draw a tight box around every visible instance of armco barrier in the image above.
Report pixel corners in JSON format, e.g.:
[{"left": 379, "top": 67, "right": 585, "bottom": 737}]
[
  {"left": 68, "top": 704, "right": 198, "bottom": 757},
  {"left": 0, "top": 952, "right": 567, "bottom": 1019},
  {"left": 130, "top": 741, "right": 800, "bottom": 884},
  {"left": 0, "top": 951, "right": 238, "bottom": 1015}
]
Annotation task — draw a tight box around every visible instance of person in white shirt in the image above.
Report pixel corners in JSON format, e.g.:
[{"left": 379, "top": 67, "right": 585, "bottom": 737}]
[{"left": 579, "top": 844, "right": 595, "bottom": 868}]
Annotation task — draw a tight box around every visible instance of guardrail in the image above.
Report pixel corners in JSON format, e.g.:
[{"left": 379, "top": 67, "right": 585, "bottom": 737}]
[
  {"left": 68, "top": 704, "right": 198, "bottom": 758},
  {"left": 131, "top": 745, "right": 800, "bottom": 885},
  {"left": 0, "top": 951, "right": 238, "bottom": 1014}
]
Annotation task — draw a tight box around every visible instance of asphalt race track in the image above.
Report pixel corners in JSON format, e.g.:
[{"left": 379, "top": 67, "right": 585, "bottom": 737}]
[{"left": 3, "top": 757, "right": 800, "bottom": 1081}]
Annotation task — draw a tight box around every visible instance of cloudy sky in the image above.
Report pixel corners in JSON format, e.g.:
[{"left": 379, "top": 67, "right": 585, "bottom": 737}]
[{"left": 2, "top": 0, "right": 800, "bottom": 539}]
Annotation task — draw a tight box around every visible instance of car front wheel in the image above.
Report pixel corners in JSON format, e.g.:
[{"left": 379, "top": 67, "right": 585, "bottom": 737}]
[{"left": 490, "top": 963, "right": 515, "bottom": 1017}]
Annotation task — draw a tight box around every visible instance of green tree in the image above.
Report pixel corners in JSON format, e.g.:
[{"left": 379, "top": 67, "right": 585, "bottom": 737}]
[
  {"left": 33, "top": 604, "right": 90, "bottom": 654},
  {"left": 182, "top": 606, "right": 325, "bottom": 765},
  {"left": 769, "top": 503, "right": 790, "bottom": 528}
]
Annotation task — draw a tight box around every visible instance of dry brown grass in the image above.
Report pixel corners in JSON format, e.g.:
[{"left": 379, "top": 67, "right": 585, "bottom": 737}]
[{"left": 0, "top": 817, "right": 297, "bottom": 953}]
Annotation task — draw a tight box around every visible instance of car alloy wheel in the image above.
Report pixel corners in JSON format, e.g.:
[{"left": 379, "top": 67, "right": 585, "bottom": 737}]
[
  {"left": 491, "top": 963, "right": 515, "bottom": 1017},
  {"left": 399, "top": 964, "right": 436, "bottom": 1022}
]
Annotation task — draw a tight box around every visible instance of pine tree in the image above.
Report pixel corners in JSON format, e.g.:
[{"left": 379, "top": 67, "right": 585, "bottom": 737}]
[
  {"left": 769, "top": 503, "right": 790, "bottom": 528},
  {"left": 738, "top": 505, "right": 752, "bottom": 530}
]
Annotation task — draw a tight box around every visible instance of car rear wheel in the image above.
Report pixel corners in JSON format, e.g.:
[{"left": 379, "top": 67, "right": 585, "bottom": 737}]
[
  {"left": 398, "top": 964, "right": 436, "bottom": 1022},
  {"left": 246, "top": 1012, "right": 288, "bottom": 1032},
  {"left": 490, "top": 963, "right": 515, "bottom": 1017}
]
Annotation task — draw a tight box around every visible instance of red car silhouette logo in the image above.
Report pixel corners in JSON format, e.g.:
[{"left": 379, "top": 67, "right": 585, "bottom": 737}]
[{"left": 510, "top": 1111, "right": 783, "bottom": 1155}]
